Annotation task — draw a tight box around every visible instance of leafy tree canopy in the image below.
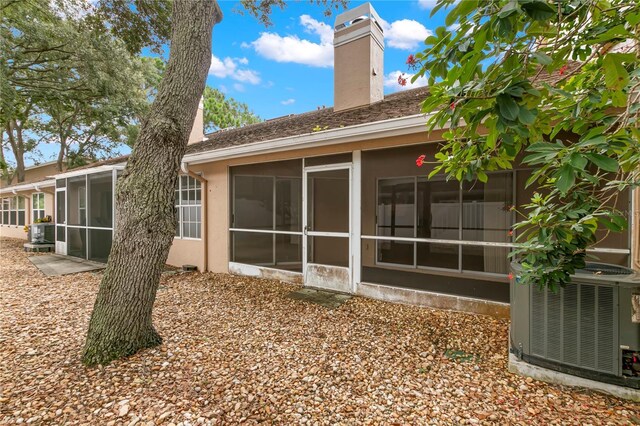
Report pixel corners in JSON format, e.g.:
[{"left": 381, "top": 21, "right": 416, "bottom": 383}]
[
  {"left": 202, "top": 86, "right": 261, "bottom": 132},
  {"left": 410, "top": 0, "right": 640, "bottom": 290}
]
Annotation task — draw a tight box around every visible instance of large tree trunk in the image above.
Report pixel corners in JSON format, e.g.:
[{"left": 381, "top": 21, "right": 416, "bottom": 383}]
[
  {"left": 6, "top": 120, "right": 26, "bottom": 183},
  {"left": 82, "top": 0, "right": 222, "bottom": 366}
]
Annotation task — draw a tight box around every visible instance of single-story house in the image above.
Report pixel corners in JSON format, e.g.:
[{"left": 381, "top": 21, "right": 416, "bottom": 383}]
[{"left": 2, "top": 3, "right": 638, "bottom": 317}]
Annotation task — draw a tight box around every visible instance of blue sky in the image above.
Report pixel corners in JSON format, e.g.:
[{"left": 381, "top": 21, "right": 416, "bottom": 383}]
[
  {"left": 208, "top": 0, "right": 448, "bottom": 119},
  {"left": 14, "top": 0, "right": 451, "bottom": 167}
]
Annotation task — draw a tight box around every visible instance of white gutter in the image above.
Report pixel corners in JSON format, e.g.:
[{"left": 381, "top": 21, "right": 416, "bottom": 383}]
[
  {"left": 0, "top": 179, "right": 55, "bottom": 195},
  {"left": 183, "top": 113, "right": 436, "bottom": 165},
  {"left": 50, "top": 164, "right": 125, "bottom": 180}
]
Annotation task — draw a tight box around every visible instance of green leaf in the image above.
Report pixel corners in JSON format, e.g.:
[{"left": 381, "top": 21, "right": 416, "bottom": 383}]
[
  {"left": 496, "top": 94, "right": 519, "bottom": 121},
  {"left": 569, "top": 153, "right": 587, "bottom": 170},
  {"left": 521, "top": 0, "right": 556, "bottom": 21},
  {"left": 555, "top": 165, "right": 575, "bottom": 193},
  {"left": 603, "top": 54, "right": 630, "bottom": 90},
  {"left": 498, "top": 0, "right": 520, "bottom": 18},
  {"left": 585, "top": 153, "right": 618, "bottom": 172},
  {"left": 531, "top": 52, "right": 552, "bottom": 65},
  {"left": 518, "top": 107, "right": 536, "bottom": 125}
]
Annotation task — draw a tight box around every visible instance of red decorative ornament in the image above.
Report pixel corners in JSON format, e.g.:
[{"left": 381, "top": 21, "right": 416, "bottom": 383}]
[
  {"left": 397, "top": 73, "right": 407, "bottom": 86},
  {"left": 508, "top": 229, "right": 514, "bottom": 237},
  {"left": 416, "top": 154, "right": 426, "bottom": 167},
  {"left": 450, "top": 101, "right": 456, "bottom": 110},
  {"left": 508, "top": 272, "right": 514, "bottom": 280}
]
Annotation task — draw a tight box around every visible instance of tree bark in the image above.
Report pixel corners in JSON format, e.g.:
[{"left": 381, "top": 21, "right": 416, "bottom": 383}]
[
  {"left": 82, "top": 0, "right": 222, "bottom": 366},
  {"left": 6, "top": 120, "right": 26, "bottom": 183}
]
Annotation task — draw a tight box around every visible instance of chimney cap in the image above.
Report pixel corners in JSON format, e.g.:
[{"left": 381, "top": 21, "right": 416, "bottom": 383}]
[{"left": 334, "top": 3, "right": 383, "bottom": 33}]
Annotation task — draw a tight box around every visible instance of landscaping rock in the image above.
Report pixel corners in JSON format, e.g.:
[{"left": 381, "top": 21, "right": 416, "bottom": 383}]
[{"left": 0, "top": 237, "right": 638, "bottom": 425}]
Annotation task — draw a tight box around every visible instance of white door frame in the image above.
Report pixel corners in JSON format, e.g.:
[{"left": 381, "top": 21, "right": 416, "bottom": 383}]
[
  {"left": 302, "top": 162, "right": 352, "bottom": 291},
  {"left": 55, "top": 186, "right": 67, "bottom": 255}
]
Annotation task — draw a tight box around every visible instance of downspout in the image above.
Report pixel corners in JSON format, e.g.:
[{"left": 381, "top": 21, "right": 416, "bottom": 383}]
[{"left": 181, "top": 161, "right": 208, "bottom": 272}]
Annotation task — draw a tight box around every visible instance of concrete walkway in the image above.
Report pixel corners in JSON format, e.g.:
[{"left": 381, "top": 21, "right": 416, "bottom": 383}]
[
  {"left": 28, "top": 254, "right": 105, "bottom": 276},
  {"left": 287, "top": 287, "right": 351, "bottom": 309}
]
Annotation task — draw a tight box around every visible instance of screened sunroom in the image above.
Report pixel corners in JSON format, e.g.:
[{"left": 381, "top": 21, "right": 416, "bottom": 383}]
[
  {"left": 54, "top": 166, "right": 120, "bottom": 262},
  {"left": 227, "top": 144, "right": 633, "bottom": 303}
]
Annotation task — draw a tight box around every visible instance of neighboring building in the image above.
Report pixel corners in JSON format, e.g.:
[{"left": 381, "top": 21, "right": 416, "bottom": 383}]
[
  {"left": 1, "top": 4, "right": 637, "bottom": 316},
  {"left": 0, "top": 161, "right": 60, "bottom": 240}
]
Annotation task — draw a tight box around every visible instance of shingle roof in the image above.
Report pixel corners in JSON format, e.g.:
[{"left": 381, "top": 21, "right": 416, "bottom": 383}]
[
  {"left": 185, "top": 62, "right": 578, "bottom": 155},
  {"left": 185, "top": 86, "right": 431, "bottom": 154}
]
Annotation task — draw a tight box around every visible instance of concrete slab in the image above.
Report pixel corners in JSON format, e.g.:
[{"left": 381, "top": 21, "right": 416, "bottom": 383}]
[
  {"left": 28, "top": 254, "right": 105, "bottom": 276},
  {"left": 287, "top": 288, "right": 352, "bottom": 309},
  {"left": 508, "top": 353, "right": 640, "bottom": 402},
  {"left": 23, "top": 243, "right": 54, "bottom": 253}
]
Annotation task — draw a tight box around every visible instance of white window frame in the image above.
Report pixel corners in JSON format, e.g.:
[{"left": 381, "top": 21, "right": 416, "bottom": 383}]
[
  {"left": 0, "top": 197, "right": 8, "bottom": 225},
  {"left": 16, "top": 196, "right": 26, "bottom": 226},
  {"left": 175, "top": 175, "right": 202, "bottom": 240},
  {"left": 32, "top": 192, "right": 45, "bottom": 221}
]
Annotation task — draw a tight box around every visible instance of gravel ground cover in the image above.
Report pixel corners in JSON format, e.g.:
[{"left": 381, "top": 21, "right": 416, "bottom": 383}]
[{"left": 0, "top": 237, "right": 638, "bottom": 425}]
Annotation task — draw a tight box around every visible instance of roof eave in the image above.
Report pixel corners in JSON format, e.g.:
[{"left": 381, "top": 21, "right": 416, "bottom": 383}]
[
  {"left": 184, "top": 113, "right": 440, "bottom": 165},
  {"left": 0, "top": 179, "right": 56, "bottom": 195}
]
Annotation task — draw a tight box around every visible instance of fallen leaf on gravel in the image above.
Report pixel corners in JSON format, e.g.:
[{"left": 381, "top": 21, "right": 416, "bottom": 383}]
[{"left": 0, "top": 237, "right": 638, "bottom": 425}]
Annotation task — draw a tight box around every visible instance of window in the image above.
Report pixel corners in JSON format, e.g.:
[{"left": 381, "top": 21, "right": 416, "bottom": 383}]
[
  {"left": 0, "top": 196, "right": 26, "bottom": 226},
  {"left": 0, "top": 198, "right": 8, "bottom": 225},
  {"left": 9, "top": 197, "right": 16, "bottom": 225},
  {"left": 375, "top": 172, "right": 515, "bottom": 275},
  {"left": 17, "top": 196, "right": 25, "bottom": 226},
  {"left": 175, "top": 175, "right": 202, "bottom": 239},
  {"left": 32, "top": 193, "right": 45, "bottom": 221},
  {"left": 230, "top": 160, "right": 303, "bottom": 272}
]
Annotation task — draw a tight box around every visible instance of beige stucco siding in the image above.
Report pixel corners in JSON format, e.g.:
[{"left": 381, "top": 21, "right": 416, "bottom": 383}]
[
  {"left": 0, "top": 189, "right": 55, "bottom": 241},
  {"left": 167, "top": 238, "right": 206, "bottom": 271},
  {"left": 0, "top": 225, "right": 28, "bottom": 240}
]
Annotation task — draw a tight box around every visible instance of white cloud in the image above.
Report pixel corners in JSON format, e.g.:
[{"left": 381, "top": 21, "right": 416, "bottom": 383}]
[
  {"left": 240, "top": 42, "right": 251, "bottom": 49},
  {"left": 250, "top": 15, "right": 333, "bottom": 68},
  {"left": 219, "top": 84, "right": 228, "bottom": 94},
  {"left": 418, "top": 0, "right": 459, "bottom": 9},
  {"left": 384, "top": 70, "right": 428, "bottom": 92},
  {"left": 299, "top": 14, "right": 333, "bottom": 44},
  {"left": 233, "top": 83, "right": 245, "bottom": 92},
  {"left": 417, "top": 0, "right": 438, "bottom": 9},
  {"left": 281, "top": 98, "right": 296, "bottom": 105},
  {"left": 380, "top": 19, "right": 432, "bottom": 50},
  {"left": 209, "top": 55, "right": 261, "bottom": 84},
  {"left": 447, "top": 23, "right": 461, "bottom": 32}
]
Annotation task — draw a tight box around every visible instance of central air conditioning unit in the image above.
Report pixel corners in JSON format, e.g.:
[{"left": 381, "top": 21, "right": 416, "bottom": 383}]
[
  {"left": 28, "top": 223, "right": 55, "bottom": 244},
  {"left": 510, "top": 262, "right": 640, "bottom": 389}
]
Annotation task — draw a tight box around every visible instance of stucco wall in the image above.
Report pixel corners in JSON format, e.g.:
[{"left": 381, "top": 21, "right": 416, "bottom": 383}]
[
  {"left": 167, "top": 238, "right": 206, "bottom": 271},
  {"left": 0, "top": 225, "right": 27, "bottom": 240},
  {"left": 1, "top": 163, "right": 60, "bottom": 188},
  {"left": 0, "top": 189, "right": 55, "bottom": 241}
]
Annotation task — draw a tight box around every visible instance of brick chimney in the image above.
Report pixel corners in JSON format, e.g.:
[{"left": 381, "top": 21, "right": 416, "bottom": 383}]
[
  {"left": 188, "top": 97, "right": 204, "bottom": 145},
  {"left": 333, "top": 3, "right": 384, "bottom": 112}
]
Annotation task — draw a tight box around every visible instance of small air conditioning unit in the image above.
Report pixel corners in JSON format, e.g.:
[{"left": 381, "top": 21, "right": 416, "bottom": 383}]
[
  {"left": 28, "top": 223, "right": 55, "bottom": 244},
  {"left": 510, "top": 262, "right": 640, "bottom": 389}
]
